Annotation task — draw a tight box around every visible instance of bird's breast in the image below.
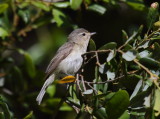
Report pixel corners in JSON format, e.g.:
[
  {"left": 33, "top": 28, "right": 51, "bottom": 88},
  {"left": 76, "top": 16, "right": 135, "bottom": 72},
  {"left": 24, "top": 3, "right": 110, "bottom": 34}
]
[{"left": 57, "top": 45, "right": 86, "bottom": 75}]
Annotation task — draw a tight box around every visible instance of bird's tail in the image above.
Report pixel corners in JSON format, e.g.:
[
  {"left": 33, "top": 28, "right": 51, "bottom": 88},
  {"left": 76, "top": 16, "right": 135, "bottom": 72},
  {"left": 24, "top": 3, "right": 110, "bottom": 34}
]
[{"left": 36, "top": 74, "right": 55, "bottom": 105}]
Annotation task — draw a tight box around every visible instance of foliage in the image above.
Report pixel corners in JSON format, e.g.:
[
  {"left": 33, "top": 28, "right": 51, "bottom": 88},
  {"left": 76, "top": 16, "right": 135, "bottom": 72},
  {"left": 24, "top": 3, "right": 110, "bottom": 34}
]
[{"left": 0, "top": 0, "right": 160, "bottom": 119}]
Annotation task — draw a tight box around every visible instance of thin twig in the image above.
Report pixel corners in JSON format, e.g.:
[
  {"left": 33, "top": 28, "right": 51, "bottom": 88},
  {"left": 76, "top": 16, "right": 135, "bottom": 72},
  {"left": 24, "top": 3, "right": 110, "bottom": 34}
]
[
  {"left": 95, "top": 51, "right": 101, "bottom": 66},
  {"left": 65, "top": 100, "right": 80, "bottom": 113},
  {"left": 80, "top": 75, "right": 87, "bottom": 91}
]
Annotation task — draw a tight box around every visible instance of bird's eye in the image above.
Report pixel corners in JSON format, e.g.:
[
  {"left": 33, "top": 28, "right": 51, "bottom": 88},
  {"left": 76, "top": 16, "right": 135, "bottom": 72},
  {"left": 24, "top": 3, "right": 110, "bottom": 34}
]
[{"left": 82, "top": 33, "right": 86, "bottom": 36}]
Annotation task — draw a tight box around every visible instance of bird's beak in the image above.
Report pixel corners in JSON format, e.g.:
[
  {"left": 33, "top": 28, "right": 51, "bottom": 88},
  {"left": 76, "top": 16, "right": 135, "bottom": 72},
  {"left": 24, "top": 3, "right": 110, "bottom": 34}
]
[{"left": 90, "top": 32, "right": 96, "bottom": 36}]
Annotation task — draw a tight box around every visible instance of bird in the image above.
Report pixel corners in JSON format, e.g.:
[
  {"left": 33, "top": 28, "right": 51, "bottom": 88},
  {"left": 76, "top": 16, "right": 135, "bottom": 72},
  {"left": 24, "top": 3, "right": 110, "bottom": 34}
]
[{"left": 36, "top": 28, "right": 96, "bottom": 105}]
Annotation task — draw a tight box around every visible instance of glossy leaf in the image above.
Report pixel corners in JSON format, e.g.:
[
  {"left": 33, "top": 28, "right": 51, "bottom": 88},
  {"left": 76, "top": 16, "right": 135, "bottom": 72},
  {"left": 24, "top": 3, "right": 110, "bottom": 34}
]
[
  {"left": 31, "top": 1, "right": 50, "bottom": 11},
  {"left": 52, "top": 8, "right": 67, "bottom": 27},
  {"left": 88, "top": 4, "right": 107, "bottom": 15},
  {"left": 107, "top": 50, "right": 115, "bottom": 62},
  {"left": 53, "top": 2, "right": 70, "bottom": 8},
  {"left": 83, "top": 89, "right": 93, "bottom": 95},
  {"left": 89, "top": 39, "right": 96, "bottom": 51},
  {"left": 94, "top": 107, "right": 108, "bottom": 119},
  {"left": 105, "top": 90, "right": 129, "bottom": 119},
  {"left": 99, "top": 42, "right": 117, "bottom": 50},
  {"left": 139, "top": 57, "right": 160, "bottom": 69},
  {"left": 122, "top": 50, "right": 137, "bottom": 61},
  {"left": 106, "top": 70, "right": 115, "bottom": 80}
]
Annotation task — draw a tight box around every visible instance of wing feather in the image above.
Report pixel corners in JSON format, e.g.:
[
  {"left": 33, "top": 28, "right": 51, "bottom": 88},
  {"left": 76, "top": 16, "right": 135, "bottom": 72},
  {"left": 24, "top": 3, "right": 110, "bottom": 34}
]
[{"left": 45, "top": 42, "right": 74, "bottom": 78}]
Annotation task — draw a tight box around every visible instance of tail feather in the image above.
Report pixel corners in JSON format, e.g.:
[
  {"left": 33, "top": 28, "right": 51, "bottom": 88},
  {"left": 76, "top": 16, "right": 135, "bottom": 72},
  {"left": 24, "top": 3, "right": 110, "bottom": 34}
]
[{"left": 36, "top": 74, "right": 55, "bottom": 105}]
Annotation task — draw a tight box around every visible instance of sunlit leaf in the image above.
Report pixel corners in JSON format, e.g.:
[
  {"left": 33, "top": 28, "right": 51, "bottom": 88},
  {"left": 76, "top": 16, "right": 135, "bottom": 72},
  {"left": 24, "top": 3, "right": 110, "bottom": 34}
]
[
  {"left": 0, "top": 27, "right": 9, "bottom": 39},
  {"left": 139, "top": 50, "right": 150, "bottom": 58},
  {"left": 122, "top": 50, "right": 137, "bottom": 61},
  {"left": 23, "top": 111, "right": 33, "bottom": 119},
  {"left": 46, "top": 85, "right": 56, "bottom": 97},
  {"left": 130, "top": 80, "right": 142, "bottom": 100},
  {"left": 52, "top": 8, "right": 67, "bottom": 27},
  {"left": 54, "top": 2, "right": 70, "bottom": 8},
  {"left": 83, "top": 89, "right": 93, "bottom": 95},
  {"left": 107, "top": 70, "right": 115, "bottom": 80},
  {"left": 107, "top": 50, "right": 115, "bottom": 62},
  {"left": 0, "top": 4, "right": 8, "bottom": 14},
  {"left": 154, "top": 89, "right": 160, "bottom": 116},
  {"left": 126, "top": 1, "right": 146, "bottom": 11},
  {"left": 70, "top": 0, "right": 83, "bottom": 10},
  {"left": 31, "top": 1, "right": 50, "bottom": 11},
  {"left": 88, "top": 4, "right": 107, "bottom": 15}
]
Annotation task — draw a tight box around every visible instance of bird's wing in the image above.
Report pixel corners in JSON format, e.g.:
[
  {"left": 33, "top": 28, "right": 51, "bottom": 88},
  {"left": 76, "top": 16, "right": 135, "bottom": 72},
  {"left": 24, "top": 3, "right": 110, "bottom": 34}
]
[{"left": 45, "top": 42, "right": 75, "bottom": 78}]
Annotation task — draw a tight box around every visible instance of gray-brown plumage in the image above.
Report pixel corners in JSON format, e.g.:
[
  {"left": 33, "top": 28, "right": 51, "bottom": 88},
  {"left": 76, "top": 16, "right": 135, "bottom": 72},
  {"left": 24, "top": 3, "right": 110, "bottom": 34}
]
[{"left": 36, "top": 28, "right": 96, "bottom": 105}]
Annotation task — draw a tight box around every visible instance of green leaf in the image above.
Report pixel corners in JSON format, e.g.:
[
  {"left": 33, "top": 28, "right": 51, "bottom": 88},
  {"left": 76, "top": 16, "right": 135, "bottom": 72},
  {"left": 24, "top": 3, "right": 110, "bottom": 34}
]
[
  {"left": 23, "top": 111, "right": 33, "bottom": 119},
  {"left": 54, "top": 2, "right": 70, "bottom": 8},
  {"left": 52, "top": 8, "right": 67, "bottom": 27},
  {"left": 126, "top": 1, "right": 146, "bottom": 11},
  {"left": 130, "top": 80, "right": 142, "bottom": 100},
  {"left": 122, "top": 30, "right": 128, "bottom": 43},
  {"left": 83, "top": 89, "right": 93, "bottom": 95},
  {"left": 119, "top": 110, "right": 130, "bottom": 119},
  {"left": 139, "top": 57, "right": 160, "bottom": 69},
  {"left": 24, "top": 52, "right": 36, "bottom": 78},
  {"left": 31, "top": 1, "right": 50, "bottom": 11},
  {"left": 46, "top": 85, "right": 56, "bottom": 97},
  {"left": 94, "top": 107, "right": 108, "bottom": 119},
  {"left": 88, "top": 4, "right": 107, "bottom": 15},
  {"left": 130, "top": 89, "right": 151, "bottom": 108},
  {"left": 70, "top": 0, "right": 83, "bottom": 10},
  {"left": 121, "top": 74, "right": 142, "bottom": 90},
  {"left": 59, "top": 103, "right": 73, "bottom": 111},
  {"left": 154, "top": 89, "right": 160, "bottom": 116},
  {"left": 122, "top": 50, "right": 137, "bottom": 61},
  {"left": 0, "top": 97, "right": 12, "bottom": 119},
  {"left": 107, "top": 50, "right": 115, "bottom": 62},
  {"left": 147, "top": 4, "right": 159, "bottom": 30},
  {"left": 99, "top": 42, "right": 117, "bottom": 50},
  {"left": 18, "top": 10, "right": 31, "bottom": 23},
  {"left": 106, "top": 70, "right": 115, "bottom": 80},
  {"left": 0, "top": 112, "right": 5, "bottom": 119},
  {"left": 105, "top": 90, "right": 129, "bottom": 119},
  {"left": 0, "top": 3, "right": 8, "bottom": 14},
  {"left": 0, "top": 27, "right": 9, "bottom": 39},
  {"left": 88, "top": 39, "right": 96, "bottom": 51}
]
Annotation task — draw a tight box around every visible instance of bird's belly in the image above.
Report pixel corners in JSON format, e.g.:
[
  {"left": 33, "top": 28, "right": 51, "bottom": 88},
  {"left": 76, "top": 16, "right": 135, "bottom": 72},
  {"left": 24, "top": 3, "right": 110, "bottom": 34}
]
[{"left": 57, "top": 52, "right": 83, "bottom": 75}]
